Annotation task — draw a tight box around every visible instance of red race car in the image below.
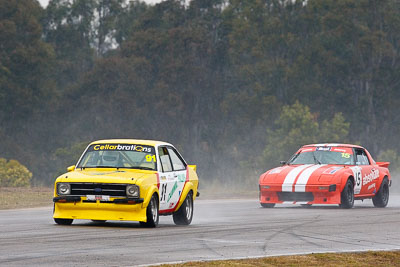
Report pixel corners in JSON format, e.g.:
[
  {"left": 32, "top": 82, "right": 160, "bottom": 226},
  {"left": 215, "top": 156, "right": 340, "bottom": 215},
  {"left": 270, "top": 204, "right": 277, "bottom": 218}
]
[{"left": 259, "top": 144, "right": 391, "bottom": 208}]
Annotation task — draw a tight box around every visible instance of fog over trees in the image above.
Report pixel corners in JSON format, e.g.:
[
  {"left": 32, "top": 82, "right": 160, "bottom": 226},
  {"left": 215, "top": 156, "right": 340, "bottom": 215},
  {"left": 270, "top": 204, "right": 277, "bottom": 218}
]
[{"left": 1, "top": 0, "right": 399, "bottom": 186}]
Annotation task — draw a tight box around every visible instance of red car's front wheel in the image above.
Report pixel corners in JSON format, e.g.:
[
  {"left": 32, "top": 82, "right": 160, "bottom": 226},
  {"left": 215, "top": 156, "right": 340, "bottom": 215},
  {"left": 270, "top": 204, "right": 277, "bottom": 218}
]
[{"left": 340, "top": 179, "right": 354, "bottom": 209}]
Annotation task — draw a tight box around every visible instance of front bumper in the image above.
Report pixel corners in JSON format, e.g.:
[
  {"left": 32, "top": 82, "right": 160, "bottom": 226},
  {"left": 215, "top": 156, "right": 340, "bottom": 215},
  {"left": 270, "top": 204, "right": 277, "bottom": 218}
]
[
  {"left": 259, "top": 184, "right": 341, "bottom": 204},
  {"left": 53, "top": 196, "right": 147, "bottom": 222},
  {"left": 53, "top": 196, "right": 144, "bottom": 204}
]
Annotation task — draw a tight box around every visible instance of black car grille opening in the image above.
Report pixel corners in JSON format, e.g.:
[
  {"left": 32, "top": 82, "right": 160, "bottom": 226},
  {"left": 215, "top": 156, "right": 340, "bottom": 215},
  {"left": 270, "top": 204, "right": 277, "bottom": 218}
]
[
  {"left": 70, "top": 183, "right": 127, "bottom": 197},
  {"left": 277, "top": 192, "right": 314, "bottom": 202}
]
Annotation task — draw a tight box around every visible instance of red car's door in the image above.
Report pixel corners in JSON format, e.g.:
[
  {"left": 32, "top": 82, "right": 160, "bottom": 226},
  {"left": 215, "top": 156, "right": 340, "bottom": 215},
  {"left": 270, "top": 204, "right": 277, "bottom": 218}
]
[{"left": 354, "top": 148, "right": 377, "bottom": 195}]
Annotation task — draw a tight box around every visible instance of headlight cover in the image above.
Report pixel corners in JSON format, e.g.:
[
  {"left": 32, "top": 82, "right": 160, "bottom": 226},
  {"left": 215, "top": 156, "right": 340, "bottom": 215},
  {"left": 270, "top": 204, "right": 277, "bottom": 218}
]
[
  {"left": 57, "top": 183, "right": 71, "bottom": 195},
  {"left": 126, "top": 184, "right": 139, "bottom": 197}
]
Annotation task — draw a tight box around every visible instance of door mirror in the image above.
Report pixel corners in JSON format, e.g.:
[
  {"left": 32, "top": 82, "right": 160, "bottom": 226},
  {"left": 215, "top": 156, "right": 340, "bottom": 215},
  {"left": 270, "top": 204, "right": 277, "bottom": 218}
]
[
  {"left": 280, "top": 161, "right": 286, "bottom": 165},
  {"left": 67, "top": 165, "right": 76, "bottom": 172}
]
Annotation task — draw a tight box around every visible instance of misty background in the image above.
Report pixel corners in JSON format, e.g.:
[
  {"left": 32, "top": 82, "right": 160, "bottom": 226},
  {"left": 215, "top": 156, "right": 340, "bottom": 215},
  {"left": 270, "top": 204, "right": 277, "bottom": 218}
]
[{"left": 0, "top": 0, "right": 399, "bottom": 191}]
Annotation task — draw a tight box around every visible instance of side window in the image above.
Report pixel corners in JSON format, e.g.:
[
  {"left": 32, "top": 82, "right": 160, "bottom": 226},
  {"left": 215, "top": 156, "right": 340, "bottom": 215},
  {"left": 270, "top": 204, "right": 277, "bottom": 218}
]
[
  {"left": 167, "top": 147, "right": 186, "bottom": 171},
  {"left": 158, "top": 147, "right": 172, "bottom": 172},
  {"left": 355, "top": 149, "right": 370, "bottom": 165}
]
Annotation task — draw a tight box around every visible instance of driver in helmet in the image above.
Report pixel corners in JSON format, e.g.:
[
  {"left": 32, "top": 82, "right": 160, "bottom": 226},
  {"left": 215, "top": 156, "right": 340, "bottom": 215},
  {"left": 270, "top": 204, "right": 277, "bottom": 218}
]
[{"left": 101, "top": 151, "right": 121, "bottom": 167}]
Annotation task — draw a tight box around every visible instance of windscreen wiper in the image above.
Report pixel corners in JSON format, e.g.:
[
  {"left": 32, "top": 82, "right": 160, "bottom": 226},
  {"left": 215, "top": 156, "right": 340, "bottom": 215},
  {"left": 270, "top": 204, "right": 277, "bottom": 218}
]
[
  {"left": 287, "top": 154, "right": 299, "bottom": 165},
  {"left": 130, "top": 166, "right": 154, "bottom": 170},
  {"left": 95, "top": 166, "right": 120, "bottom": 169},
  {"left": 312, "top": 152, "right": 322, "bottom": 164}
]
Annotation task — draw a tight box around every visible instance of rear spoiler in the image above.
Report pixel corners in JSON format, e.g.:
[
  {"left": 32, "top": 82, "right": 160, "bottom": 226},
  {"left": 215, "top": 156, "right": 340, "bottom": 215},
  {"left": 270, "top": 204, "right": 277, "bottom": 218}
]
[
  {"left": 376, "top": 162, "right": 390, "bottom": 168},
  {"left": 188, "top": 165, "right": 197, "bottom": 171}
]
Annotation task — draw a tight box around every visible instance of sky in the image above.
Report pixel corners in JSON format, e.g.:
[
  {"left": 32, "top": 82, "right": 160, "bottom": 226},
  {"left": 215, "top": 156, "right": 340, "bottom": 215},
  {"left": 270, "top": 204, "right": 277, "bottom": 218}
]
[{"left": 37, "top": 0, "right": 164, "bottom": 8}]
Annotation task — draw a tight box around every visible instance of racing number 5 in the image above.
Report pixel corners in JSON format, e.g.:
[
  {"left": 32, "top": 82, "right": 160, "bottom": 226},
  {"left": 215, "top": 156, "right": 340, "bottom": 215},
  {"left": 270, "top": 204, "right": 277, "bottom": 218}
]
[{"left": 355, "top": 171, "right": 361, "bottom": 187}]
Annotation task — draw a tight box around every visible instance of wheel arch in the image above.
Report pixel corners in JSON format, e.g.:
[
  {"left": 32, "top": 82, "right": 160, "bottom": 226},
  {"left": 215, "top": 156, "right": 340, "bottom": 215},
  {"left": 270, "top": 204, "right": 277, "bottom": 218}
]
[
  {"left": 141, "top": 185, "right": 159, "bottom": 209},
  {"left": 348, "top": 175, "right": 355, "bottom": 186},
  {"left": 342, "top": 175, "right": 355, "bottom": 191},
  {"left": 174, "top": 182, "right": 195, "bottom": 212},
  {"left": 377, "top": 175, "right": 389, "bottom": 189}
]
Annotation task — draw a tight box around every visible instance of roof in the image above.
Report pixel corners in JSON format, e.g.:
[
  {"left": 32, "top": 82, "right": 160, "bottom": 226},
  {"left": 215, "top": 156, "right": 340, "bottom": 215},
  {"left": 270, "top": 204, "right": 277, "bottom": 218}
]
[
  {"left": 89, "top": 139, "right": 173, "bottom": 147},
  {"left": 302, "top": 143, "right": 364, "bottom": 149}
]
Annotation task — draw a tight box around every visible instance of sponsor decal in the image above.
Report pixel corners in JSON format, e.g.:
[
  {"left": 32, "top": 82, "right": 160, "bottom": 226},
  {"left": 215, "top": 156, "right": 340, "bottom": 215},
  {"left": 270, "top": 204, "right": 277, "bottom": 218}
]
[
  {"left": 363, "top": 169, "right": 379, "bottom": 186},
  {"left": 301, "top": 148, "right": 314, "bottom": 152},
  {"left": 92, "top": 144, "right": 153, "bottom": 153},
  {"left": 270, "top": 166, "right": 288, "bottom": 174},
  {"left": 167, "top": 181, "right": 178, "bottom": 202},
  {"left": 368, "top": 183, "right": 376, "bottom": 190},
  {"left": 177, "top": 173, "right": 186, "bottom": 182},
  {"left": 160, "top": 176, "right": 167, "bottom": 181},
  {"left": 169, "top": 202, "right": 175, "bottom": 208},
  {"left": 323, "top": 166, "right": 343, "bottom": 175},
  {"left": 316, "top": 147, "right": 331, "bottom": 151}
]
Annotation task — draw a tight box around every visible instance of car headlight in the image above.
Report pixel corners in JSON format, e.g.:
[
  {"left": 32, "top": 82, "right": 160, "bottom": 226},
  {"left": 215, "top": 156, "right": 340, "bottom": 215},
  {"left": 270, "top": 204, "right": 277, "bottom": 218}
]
[
  {"left": 57, "top": 183, "right": 71, "bottom": 195},
  {"left": 126, "top": 184, "right": 139, "bottom": 197}
]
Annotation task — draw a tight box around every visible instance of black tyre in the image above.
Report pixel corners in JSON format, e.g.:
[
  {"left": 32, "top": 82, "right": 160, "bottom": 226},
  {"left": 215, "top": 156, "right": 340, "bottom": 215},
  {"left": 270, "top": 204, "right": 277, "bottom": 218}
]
[
  {"left": 260, "top": 203, "right": 275, "bottom": 208},
  {"left": 173, "top": 192, "right": 193, "bottom": 225},
  {"left": 140, "top": 194, "right": 159, "bottom": 228},
  {"left": 340, "top": 179, "right": 354, "bottom": 209},
  {"left": 372, "top": 178, "right": 389, "bottom": 208},
  {"left": 54, "top": 218, "right": 73, "bottom": 225}
]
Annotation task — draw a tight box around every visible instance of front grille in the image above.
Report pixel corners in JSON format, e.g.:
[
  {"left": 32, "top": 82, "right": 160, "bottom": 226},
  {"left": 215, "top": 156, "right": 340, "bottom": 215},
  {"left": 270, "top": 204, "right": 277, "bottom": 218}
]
[
  {"left": 70, "top": 183, "right": 127, "bottom": 197},
  {"left": 277, "top": 192, "right": 314, "bottom": 202}
]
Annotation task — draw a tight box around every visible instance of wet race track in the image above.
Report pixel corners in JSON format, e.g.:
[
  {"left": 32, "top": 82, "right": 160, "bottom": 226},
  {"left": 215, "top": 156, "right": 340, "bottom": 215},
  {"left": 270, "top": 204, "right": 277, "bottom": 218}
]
[{"left": 1, "top": 195, "right": 400, "bottom": 266}]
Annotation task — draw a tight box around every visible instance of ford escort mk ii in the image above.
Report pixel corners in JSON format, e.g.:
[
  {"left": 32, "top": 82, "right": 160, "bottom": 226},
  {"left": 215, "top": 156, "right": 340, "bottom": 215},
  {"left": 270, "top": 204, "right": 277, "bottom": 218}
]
[{"left": 53, "top": 139, "right": 199, "bottom": 227}]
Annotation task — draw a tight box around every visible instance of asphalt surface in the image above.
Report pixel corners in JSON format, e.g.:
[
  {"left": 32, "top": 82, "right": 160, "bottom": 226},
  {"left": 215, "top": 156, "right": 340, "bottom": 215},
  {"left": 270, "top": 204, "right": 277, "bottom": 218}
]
[{"left": 1, "top": 195, "right": 400, "bottom": 266}]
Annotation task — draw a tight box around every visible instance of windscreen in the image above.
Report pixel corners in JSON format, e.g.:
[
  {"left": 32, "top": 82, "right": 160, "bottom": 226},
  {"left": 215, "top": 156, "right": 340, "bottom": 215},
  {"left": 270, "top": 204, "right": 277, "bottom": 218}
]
[
  {"left": 77, "top": 144, "right": 157, "bottom": 170},
  {"left": 288, "top": 147, "right": 354, "bottom": 165}
]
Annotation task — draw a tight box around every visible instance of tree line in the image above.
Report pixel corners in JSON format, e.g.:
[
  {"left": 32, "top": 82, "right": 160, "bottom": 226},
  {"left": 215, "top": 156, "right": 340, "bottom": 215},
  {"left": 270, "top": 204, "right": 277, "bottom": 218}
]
[{"left": 0, "top": 0, "right": 399, "bottom": 187}]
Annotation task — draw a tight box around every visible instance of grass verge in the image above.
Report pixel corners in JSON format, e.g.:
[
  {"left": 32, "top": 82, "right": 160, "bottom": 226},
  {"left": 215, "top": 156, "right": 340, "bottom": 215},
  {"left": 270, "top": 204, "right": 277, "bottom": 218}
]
[
  {"left": 160, "top": 251, "right": 400, "bottom": 266},
  {"left": 0, "top": 187, "right": 53, "bottom": 209}
]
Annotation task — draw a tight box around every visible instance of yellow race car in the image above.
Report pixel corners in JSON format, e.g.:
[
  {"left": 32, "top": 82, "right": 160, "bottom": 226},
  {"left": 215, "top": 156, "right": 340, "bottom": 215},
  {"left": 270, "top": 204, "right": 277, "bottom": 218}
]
[{"left": 53, "top": 139, "right": 199, "bottom": 227}]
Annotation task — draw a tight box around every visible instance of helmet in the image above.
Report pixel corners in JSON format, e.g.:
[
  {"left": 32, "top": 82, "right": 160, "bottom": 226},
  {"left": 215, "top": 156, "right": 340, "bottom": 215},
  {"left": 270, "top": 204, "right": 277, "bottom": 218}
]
[{"left": 101, "top": 151, "right": 120, "bottom": 166}]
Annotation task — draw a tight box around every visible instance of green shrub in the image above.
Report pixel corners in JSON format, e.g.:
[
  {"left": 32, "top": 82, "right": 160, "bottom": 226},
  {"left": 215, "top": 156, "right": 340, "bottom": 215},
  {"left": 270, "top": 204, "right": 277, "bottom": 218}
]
[{"left": 0, "top": 158, "right": 32, "bottom": 187}]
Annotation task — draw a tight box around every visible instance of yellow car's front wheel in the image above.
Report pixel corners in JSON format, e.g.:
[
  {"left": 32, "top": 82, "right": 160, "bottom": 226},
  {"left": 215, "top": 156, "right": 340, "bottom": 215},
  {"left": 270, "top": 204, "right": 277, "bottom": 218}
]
[
  {"left": 54, "top": 218, "right": 73, "bottom": 225},
  {"left": 140, "top": 194, "right": 159, "bottom": 228}
]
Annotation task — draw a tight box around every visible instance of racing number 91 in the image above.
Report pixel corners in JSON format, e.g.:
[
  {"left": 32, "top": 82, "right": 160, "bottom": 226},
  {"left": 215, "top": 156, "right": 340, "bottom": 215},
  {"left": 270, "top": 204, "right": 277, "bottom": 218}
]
[{"left": 146, "top": 155, "right": 157, "bottom": 162}]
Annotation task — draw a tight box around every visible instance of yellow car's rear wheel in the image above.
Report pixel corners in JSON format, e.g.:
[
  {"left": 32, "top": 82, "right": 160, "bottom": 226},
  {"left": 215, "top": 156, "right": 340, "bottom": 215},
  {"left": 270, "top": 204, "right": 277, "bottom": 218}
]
[
  {"left": 173, "top": 192, "right": 193, "bottom": 225},
  {"left": 91, "top": 220, "right": 107, "bottom": 223}
]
